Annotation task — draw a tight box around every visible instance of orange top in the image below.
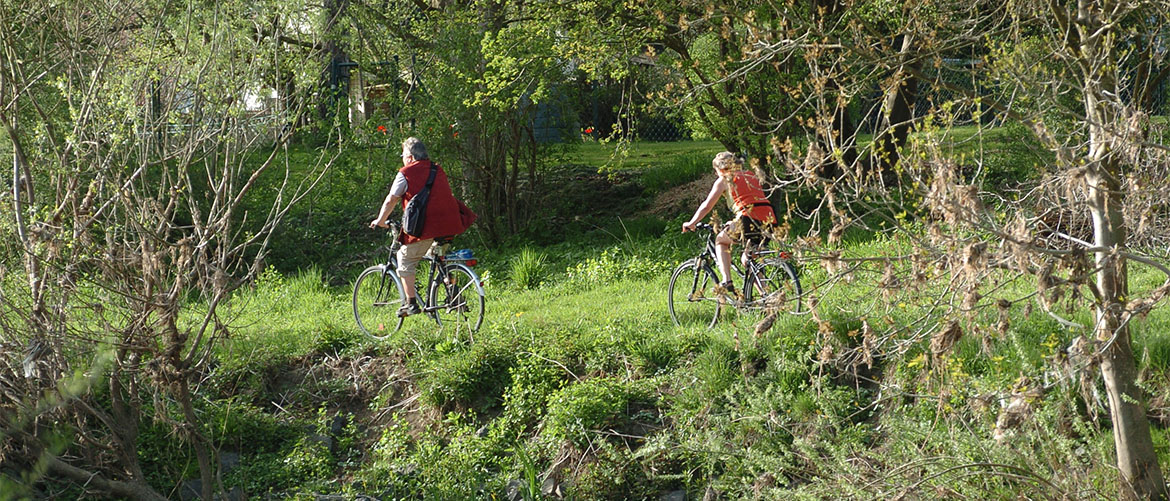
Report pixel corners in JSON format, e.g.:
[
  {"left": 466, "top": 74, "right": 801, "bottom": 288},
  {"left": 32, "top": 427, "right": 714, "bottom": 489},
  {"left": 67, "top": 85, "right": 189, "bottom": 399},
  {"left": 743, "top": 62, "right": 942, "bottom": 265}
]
[{"left": 727, "top": 171, "right": 775, "bottom": 224}]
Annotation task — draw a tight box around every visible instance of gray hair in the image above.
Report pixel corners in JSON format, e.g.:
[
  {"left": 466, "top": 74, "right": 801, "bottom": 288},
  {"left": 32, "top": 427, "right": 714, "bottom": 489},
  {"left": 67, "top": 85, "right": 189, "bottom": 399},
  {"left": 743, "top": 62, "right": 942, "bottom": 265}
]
[{"left": 402, "top": 137, "right": 429, "bottom": 160}]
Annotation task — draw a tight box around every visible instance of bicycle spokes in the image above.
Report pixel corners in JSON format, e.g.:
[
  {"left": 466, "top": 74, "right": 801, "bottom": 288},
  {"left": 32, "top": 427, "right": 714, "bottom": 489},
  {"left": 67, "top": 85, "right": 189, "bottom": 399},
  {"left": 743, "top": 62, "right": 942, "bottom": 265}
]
[
  {"left": 429, "top": 265, "right": 485, "bottom": 335},
  {"left": 354, "top": 266, "right": 406, "bottom": 339},
  {"left": 669, "top": 259, "right": 722, "bottom": 328},
  {"left": 746, "top": 258, "right": 803, "bottom": 314}
]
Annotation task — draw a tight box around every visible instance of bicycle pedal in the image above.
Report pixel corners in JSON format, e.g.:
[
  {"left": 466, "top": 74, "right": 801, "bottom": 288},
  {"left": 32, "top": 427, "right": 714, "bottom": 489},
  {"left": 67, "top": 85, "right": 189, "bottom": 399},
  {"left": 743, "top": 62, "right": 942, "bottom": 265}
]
[
  {"left": 720, "top": 290, "right": 744, "bottom": 307},
  {"left": 717, "top": 296, "right": 743, "bottom": 308}
]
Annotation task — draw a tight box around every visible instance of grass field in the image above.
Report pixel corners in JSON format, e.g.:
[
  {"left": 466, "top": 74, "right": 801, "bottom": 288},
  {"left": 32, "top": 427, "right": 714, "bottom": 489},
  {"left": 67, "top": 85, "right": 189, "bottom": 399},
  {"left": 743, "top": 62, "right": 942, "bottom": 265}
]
[
  {"left": 11, "top": 130, "right": 1170, "bottom": 499},
  {"left": 194, "top": 129, "right": 1170, "bottom": 498},
  {"left": 205, "top": 233, "right": 1170, "bottom": 498}
]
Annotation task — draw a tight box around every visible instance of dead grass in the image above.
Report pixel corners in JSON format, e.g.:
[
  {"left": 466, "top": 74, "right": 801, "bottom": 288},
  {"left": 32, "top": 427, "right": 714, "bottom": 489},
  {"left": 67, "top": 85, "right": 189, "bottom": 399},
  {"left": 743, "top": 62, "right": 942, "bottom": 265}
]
[{"left": 642, "top": 177, "right": 713, "bottom": 218}]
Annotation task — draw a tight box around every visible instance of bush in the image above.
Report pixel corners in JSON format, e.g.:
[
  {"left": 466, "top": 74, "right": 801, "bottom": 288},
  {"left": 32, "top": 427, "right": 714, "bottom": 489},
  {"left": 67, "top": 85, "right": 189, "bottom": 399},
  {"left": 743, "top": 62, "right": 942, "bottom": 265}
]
[
  {"left": 205, "top": 401, "right": 299, "bottom": 454},
  {"left": 566, "top": 440, "right": 656, "bottom": 499},
  {"left": 543, "top": 377, "right": 651, "bottom": 447},
  {"left": 509, "top": 247, "right": 548, "bottom": 290},
  {"left": 564, "top": 246, "right": 674, "bottom": 288},
  {"left": 499, "top": 356, "right": 565, "bottom": 434},
  {"left": 224, "top": 436, "right": 335, "bottom": 495},
  {"left": 313, "top": 324, "right": 362, "bottom": 355},
  {"left": 421, "top": 339, "right": 517, "bottom": 410}
]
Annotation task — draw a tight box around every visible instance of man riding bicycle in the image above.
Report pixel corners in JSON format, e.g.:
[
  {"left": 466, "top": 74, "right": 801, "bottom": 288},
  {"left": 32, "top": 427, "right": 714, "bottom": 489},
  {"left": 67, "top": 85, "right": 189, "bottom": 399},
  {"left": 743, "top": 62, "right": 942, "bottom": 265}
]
[
  {"left": 369, "top": 137, "right": 475, "bottom": 317},
  {"left": 681, "top": 151, "right": 776, "bottom": 295}
]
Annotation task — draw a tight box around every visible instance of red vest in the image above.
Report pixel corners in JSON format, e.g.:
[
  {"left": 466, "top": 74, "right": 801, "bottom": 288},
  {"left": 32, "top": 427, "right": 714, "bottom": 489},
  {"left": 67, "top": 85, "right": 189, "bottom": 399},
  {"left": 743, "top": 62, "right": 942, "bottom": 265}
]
[
  {"left": 399, "top": 159, "right": 468, "bottom": 243},
  {"left": 728, "top": 171, "right": 775, "bottom": 224}
]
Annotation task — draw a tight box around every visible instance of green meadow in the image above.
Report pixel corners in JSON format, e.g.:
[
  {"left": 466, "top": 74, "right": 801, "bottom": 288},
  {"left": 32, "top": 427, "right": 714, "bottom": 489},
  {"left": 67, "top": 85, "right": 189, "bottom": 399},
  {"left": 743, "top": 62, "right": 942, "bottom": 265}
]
[
  {"left": 15, "top": 132, "right": 1169, "bottom": 499},
  {"left": 145, "top": 131, "right": 1169, "bottom": 499}
]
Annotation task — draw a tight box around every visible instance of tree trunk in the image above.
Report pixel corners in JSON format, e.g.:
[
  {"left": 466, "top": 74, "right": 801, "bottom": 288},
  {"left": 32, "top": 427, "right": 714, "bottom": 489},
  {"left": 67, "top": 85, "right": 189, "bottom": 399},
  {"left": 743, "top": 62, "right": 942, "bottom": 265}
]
[
  {"left": 1088, "top": 164, "right": 1167, "bottom": 500},
  {"left": 318, "top": 0, "right": 350, "bottom": 124},
  {"left": 3, "top": 117, "right": 49, "bottom": 340},
  {"left": 870, "top": 33, "right": 920, "bottom": 179},
  {"left": 179, "top": 378, "right": 216, "bottom": 501},
  {"left": 47, "top": 456, "right": 167, "bottom": 501},
  {"left": 1079, "top": 4, "right": 1168, "bottom": 494}
]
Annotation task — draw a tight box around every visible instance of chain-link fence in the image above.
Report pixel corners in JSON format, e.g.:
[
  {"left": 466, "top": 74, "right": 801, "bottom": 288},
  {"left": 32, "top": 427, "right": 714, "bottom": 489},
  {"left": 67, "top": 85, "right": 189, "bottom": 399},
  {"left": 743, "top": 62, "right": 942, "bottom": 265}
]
[
  {"left": 1152, "top": 77, "right": 1170, "bottom": 115},
  {"left": 584, "top": 61, "right": 1170, "bottom": 146}
]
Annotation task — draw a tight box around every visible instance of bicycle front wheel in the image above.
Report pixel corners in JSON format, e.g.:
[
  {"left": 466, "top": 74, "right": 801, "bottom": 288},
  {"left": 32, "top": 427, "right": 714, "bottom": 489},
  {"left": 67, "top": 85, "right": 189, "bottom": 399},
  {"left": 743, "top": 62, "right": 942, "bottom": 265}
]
[
  {"left": 668, "top": 258, "right": 722, "bottom": 328},
  {"left": 353, "top": 265, "right": 405, "bottom": 339},
  {"left": 745, "top": 258, "right": 803, "bottom": 314},
  {"left": 428, "top": 263, "right": 485, "bottom": 335}
]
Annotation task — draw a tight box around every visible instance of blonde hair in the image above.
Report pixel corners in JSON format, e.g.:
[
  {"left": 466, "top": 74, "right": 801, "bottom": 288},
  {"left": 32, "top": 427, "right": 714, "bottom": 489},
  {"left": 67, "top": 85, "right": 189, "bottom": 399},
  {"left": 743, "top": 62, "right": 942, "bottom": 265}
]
[{"left": 713, "top": 151, "right": 742, "bottom": 180}]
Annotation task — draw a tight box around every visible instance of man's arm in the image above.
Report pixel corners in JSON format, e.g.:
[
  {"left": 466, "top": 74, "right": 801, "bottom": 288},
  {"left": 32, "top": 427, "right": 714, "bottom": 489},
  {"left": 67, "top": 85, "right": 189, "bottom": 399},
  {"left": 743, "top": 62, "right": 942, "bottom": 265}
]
[
  {"left": 370, "top": 192, "right": 402, "bottom": 228},
  {"left": 370, "top": 172, "right": 409, "bottom": 228}
]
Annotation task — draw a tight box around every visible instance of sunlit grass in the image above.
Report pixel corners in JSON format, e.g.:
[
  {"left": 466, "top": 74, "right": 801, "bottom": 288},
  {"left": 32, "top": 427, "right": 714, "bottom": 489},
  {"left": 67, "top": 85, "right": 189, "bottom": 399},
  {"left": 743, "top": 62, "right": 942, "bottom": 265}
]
[
  {"left": 214, "top": 266, "right": 355, "bottom": 372},
  {"left": 215, "top": 226, "right": 1170, "bottom": 376},
  {"left": 162, "top": 210, "right": 1170, "bottom": 498},
  {"left": 186, "top": 131, "right": 1170, "bottom": 498},
  {"left": 573, "top": 139, "right": 723, "bottom": 171}
]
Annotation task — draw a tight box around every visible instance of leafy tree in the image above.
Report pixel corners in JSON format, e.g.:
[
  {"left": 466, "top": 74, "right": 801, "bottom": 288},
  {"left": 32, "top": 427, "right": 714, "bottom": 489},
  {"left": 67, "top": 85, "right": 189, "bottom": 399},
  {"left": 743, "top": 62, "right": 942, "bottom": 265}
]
[
  {"left": 342, "top": 0, "right": 582, "bottom": 242},
  {"left": 719, "top": 0, "right": 1170, "bottom": 497},
  {"left": 0, "top": 1, "right": 328, "bottom": 498},
  {"left": 552, "top": 1, "right": 810, "bottom": 164}
]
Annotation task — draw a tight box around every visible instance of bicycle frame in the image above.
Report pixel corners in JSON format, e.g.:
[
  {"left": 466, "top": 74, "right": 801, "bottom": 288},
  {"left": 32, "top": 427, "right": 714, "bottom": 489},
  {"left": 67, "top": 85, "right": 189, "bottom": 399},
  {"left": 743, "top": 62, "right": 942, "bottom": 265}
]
[
  {"left": 376, "top": 227, "right": 482, "bottom": 313},
  {"left": 669, "top": 221, "right": 802, "bottom": 328},
  {"left": 688, "top": 223, "right": 762, "bottom": 295},
  {"left": 380, "top": 239, "right": 484, "bottom": 314}
]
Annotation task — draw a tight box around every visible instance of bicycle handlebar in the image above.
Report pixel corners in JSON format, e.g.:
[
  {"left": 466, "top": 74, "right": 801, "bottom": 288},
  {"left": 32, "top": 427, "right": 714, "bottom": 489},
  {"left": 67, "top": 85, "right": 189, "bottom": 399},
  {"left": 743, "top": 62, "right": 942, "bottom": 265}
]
[{"left": 374, "top": 222, "right": 402, "bottom": 254}]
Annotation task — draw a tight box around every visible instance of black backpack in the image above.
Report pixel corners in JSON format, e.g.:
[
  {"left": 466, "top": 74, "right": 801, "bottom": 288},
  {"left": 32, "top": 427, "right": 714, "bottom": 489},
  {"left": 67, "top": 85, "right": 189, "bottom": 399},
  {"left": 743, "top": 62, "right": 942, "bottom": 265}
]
[{"left": 401, "top": 162, "right": 438, "bottom": 237}]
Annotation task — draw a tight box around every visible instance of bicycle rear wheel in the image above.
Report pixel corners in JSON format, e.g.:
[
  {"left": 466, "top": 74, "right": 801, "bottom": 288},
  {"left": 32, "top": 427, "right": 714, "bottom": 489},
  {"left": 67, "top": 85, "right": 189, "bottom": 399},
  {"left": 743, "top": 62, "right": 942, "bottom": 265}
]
[
  {"left": 744, "top": 258, "right": 803, "bottom": 314},
  {"left": 428, "top": 263, "right": 485, "bottom": 335},
  {"left": 668, "top": 258, "right": 722, "bottom": 328},
  {"left": 353, "top": 265, "right": 406, "bottom": 339}
]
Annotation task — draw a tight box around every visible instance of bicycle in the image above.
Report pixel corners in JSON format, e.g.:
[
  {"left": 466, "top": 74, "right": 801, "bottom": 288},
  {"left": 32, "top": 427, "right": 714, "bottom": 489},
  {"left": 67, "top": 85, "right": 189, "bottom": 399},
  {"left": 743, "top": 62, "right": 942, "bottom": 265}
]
[
  {"left": 353, "top": 223, "right": 485, "bottom": 340},
  {"left": 668, "top": 222, "right": 803, "bottom": 328}
]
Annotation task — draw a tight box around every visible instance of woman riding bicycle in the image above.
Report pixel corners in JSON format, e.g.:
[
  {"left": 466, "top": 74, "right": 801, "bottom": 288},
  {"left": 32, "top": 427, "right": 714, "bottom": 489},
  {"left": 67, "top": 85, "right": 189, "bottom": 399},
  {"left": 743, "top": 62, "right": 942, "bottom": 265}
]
[{"left": 681, "top": 152, "right": 776, "bottom": 295}]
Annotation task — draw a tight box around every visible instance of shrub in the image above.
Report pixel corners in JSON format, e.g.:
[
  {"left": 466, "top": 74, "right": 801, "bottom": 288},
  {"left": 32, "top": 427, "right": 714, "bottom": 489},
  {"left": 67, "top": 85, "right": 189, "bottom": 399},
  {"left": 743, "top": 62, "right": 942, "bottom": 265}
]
[
  {"left": 205, "top": 400, "right": 299, "bottom": 454},
  {"left": 138, "top": 418, "right": 199, "bottom": 491},
  {"left": 499, "top": 356, "right": 565, "bottom": 434},
  {"left": 356, "top": 414, "right": 423, "bottom": 496},
  {"left": 509, "top": 247, "right": 548, "bottom": 290},
  {"left": 564, "top": 246, "right": 674, "bottom": 287},
  {"left": 543, "top": 377, "right": 651, "bottom": 447},
  {"left": 568, "top": 440, "right": 657, "bottom": 498},
  {"left": 313, "top": 324, "right": 362, "bottom": 355},
  {"left": 224, "top": 436, "right": 335, "bottom": 495},
  {"left": 421, "top": 340, "right": 517, "bottom": 410},
  {"left": 218, "top": 408, "right": 357, "bottom": 495}
]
